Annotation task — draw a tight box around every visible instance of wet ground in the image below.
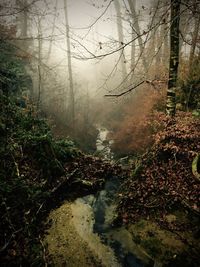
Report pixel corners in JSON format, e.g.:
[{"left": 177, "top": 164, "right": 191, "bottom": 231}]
[
  {"left": 44, "top": 177, "right": 152, "bottom": 267},
  {"left": 44, "top": 202, "right": 103, "bottom": 267},
  {"left": 44, "top": 127, "right": 198, "bottom": 267},
  {"left": 44, "top": 200, "right": 120, "bottom": 267}
]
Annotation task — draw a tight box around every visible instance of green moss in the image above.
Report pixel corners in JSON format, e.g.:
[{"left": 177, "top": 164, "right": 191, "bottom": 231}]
[
  {"left": 133, "top": 234, "right": 141, "bottom": 244},
  {"left": 0, "top": 94, "right": 82, "bottom": 266},
  {"left": 129, "top": 220, "right": 185, "bottom": 264},
  {"left": 192, "top": 154, "right": 200, "bottom": 180},
  {"left": 142, "top": 237, "right": 162, "bottom": 257}
]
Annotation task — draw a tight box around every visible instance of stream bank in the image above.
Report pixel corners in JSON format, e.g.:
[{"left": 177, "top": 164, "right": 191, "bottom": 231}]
[
  {"left": 44, "top": 180, "right": 199, "bottom": 267},
  {"left": 44, "top": 202, "right": 102, "bottom": 267},
  {"left": 45, "top": 200, "right": 121, "bottom": 267},
  {"left": 44, "top": 128, "right": 151, "bottom": 267},
  {"left": 44, "top": 122, "right": 200, "bottom": 267}
]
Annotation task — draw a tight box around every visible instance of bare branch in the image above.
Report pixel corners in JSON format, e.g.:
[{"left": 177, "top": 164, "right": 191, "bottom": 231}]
[
  {"left": 70, "top": 0, "right": 114, "bottom": 31},
  {"left": 105, "top": 80, "right": 145, "bottom": 97},
  {"left": 0, "top": 0, "right": 40, "bottom": 17}
]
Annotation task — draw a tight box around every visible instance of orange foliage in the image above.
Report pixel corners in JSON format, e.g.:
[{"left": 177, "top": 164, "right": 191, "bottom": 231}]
[
  {"left": 111, "top": 85, "right": 166, "bottom": 156},
  {"left": 0, "top": 24, "right": 17, "bottom": 38}
]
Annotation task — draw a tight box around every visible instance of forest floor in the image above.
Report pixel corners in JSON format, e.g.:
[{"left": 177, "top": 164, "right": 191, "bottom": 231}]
[
  {"left": 44, "top": 113, "right": 200, "bottom": 267},
  {"left": 1, "top": 94, "right": 199, "bottom": 267},
  {"left": 115, "top": 112, "right": 200, "bottom": 266},
  {"left": 0, "top": 95, "right": 125, "bottom": 266},
  {"left": 44, "top": 200, "right": 124, "bottom": 267}
]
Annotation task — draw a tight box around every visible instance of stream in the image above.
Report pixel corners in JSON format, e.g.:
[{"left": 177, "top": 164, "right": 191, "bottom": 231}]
[
  {"left": 45, "top": 128, "right": 153, "bottom": 267},
  {"left": 96, "top": 127, "right": 114, "bottom": 160},
  {"left": 71, "top": 128, "right": 152, "bottom": 267}
]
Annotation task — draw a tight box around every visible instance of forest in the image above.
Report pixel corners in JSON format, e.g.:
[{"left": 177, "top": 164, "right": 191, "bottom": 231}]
[{"left": 0, "top": 0, "right": 199, "bottom": 266}]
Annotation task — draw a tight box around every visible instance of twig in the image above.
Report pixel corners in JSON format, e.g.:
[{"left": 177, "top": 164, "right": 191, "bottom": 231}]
[
  {"left": 105, "top": 79, "right": 167, "bottom": 97},
  {"left": 144, "top": 199, "right": 161, "bottom": 208},
  {"left": 51, "top": 168, "right": 78, "bottom": 194},
  {"left": 181, "top": 200, "right": 200, "bottom": 216},
  {"left": 36, "top": 202, "right": 45, "bottom": 215},
  {"left": 0, "top": 228, "right": 22, "bottom": 253},
  {"left": 39, "top": 235, "right": 48, "bottom": 267},
  {"left": 105, "top": 80, "right": 145, "bottom": 97}
]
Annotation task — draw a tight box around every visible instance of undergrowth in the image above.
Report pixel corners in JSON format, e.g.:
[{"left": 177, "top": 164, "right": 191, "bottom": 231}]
[{"left": 0, "top": 95, "right": 79, "bottom": 266}]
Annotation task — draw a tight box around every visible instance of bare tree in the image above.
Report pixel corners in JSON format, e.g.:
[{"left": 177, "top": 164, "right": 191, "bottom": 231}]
[
  {"left": 114, "top": 0, "right": 127, "bottom": 81},
  {"left": 166, "top": 0, "right": 181, "bottom": 116},
  {"left": 63, "top": 0, "right": 75, "bottom": 132},
  {"left": 16, "top": 0, "right": 29, "bottom": 51},
  {"left": 127, "top": 0, "right": 148, "bottom": 72},
  {"left": 37, "top": 17, "right": 42, "bottom": 109},
  {"left": 127, "top": 0, "right": 136, "bottom": 79},
  {"left": 46, "top": 0, "right": 58, "bottom": 63},
  {"left": 188, "top": 11, "right": 200, "bottom": 67}
]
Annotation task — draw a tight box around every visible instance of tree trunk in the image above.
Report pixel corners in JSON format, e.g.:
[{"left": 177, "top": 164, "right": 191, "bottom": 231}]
[
  {"left": 166, "top": 0, "right": 180, "bottom": 116},
  {"left": 155, "top": 27, "right": 162, "bottom": 66},
  {"left": 129, "top": 0, "right": 136, "bottom": 81},
  {"left": 161, "top": 24, "right": 169, "bottom": 68},
  {"left": 63, "top": 0, "right": 75, "bottom": 132},
  {"left": 189, "top": 15, "right": 200, "bottom": 68},
  {"left": 160, "top": 0, "right": 169, "bottom": 67},
  {"left": 114, "top": 0, "right": 127, "bottom": 81},
  {"left": 127, "top": 0, "right": 148, "bottom": 73},
  {"left": 16, "top": 0, "right": 29, "bottom": 51},
  {"left": 37, "top": 18, "right": 42, "bottom": 109},
  {"left": 46, "top": 0, "right": 58, "bottom": 63}
]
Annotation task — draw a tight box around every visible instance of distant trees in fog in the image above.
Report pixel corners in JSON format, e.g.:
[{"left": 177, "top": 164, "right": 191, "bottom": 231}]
[{"left": 0, "top": 0, "right": 199, "bottom": 147}]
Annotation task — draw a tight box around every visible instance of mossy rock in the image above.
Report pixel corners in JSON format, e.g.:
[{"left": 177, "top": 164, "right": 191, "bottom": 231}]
[
  {"left": 192, "top": 154, "right": 200, "bottom": 181},
  {"left": 128, "top": 220, "right": 184, "bottom": 264}
]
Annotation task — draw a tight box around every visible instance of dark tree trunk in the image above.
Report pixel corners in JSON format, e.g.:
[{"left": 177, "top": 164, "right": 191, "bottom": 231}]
[{"left": 166, "top": 0, "right": 181, "bottom": 116}]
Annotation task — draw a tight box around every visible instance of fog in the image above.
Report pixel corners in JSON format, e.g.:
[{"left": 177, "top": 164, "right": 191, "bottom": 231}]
[
  {"left": 1, "top": 0, "right": 199, "bottom": 153},
  {"left": 19, "top": 0, "right": 154, "bottom": 94}
]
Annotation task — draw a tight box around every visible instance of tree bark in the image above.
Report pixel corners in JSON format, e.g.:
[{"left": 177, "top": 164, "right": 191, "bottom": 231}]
[{"left": 166, "top": 0, "right": 180, "bottom": 116}]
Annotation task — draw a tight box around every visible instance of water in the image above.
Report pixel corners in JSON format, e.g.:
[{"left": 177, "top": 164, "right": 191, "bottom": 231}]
[
  {"left": 79, "top": 176, "right": 152, "bottom": 267},
  {"left": 45, "top": 128, "right": 179, "bottom": 267},
  {"left": 72, "top": 128, "right": 153, "bottom": 266},
  {"left": 96, "top": 127, "right": 114, "bottom": 160}
]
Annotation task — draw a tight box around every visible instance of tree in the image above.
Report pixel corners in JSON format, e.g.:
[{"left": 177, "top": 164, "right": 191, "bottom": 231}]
[
  {"left": 16, "top": 0, "right": 30, "bottom": 52},
  {"left": 46, "top": 0, "right": 58, "bottom": 63},
  {"left": 37, "top": 17, "right": 42, "bottom": 108},
  {"left": 127, "top": 0, "right": 136, "bottom": 79},
  {"left": 63, "top": 0, "right": 75, "bottom": 132},
  {"left": 166, "top": 0, "right": 181, "bottom": 116},
  {"left": 127, "top": 0, "right": 148, "bottom": 73},
  {"left": 114, "top": 0, "right": 127, "bottom": 81},
  {"left": 188, "top": 9, "right": 200, "bottom": 70}
]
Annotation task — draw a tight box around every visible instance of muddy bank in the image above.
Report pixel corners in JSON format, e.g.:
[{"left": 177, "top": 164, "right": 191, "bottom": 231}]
[
  {"left": 44, "top": 202, "right": 102, "bottom": 267},
  {"left": 45, "top": 201, "right": 120, "bottom": 267},
  {"left": 44, "top": 200, "right": 200, "bottom": 267}
]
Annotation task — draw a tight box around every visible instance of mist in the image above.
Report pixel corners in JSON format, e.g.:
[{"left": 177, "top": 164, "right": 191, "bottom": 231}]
[
  {"left": 1, "top": 1, "right": 200, "bottom": 266},
  {"left": 0, "top": 0, "right": 199, "bottom": 153}
]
